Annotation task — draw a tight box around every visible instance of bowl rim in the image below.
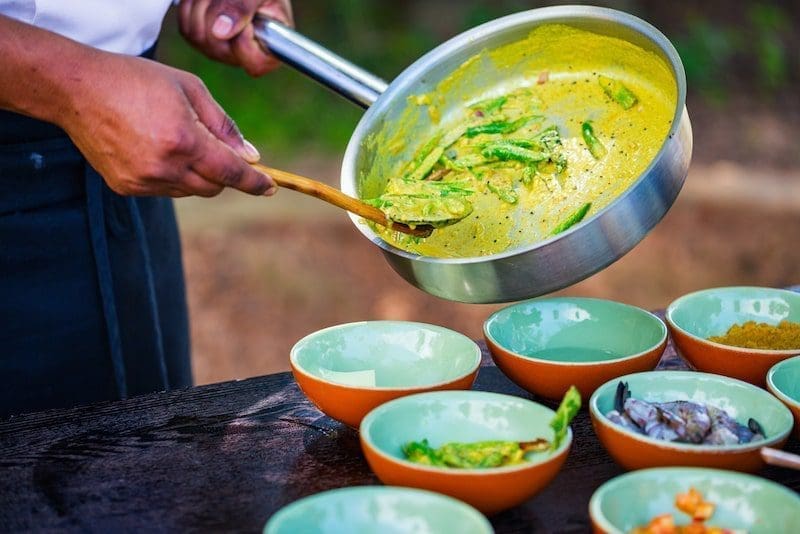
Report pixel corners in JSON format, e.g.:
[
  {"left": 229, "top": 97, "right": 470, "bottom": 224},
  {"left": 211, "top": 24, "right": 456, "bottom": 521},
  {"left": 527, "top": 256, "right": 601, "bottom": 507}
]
[
  {"left": 263, "top": 485, "right": 494, "bottom": 534},
  {"left": 589, "top": 370, "right": 794, "bottom": 453},
  {"left": 665, "top": 286, "right": 800, "bottom": 356},
  {"left": 766, "top": 355, "right": 800, "bottom": 410},
  {"left": 483, "top": 297, "right": 668, "bottom": 367},
  {"left": 588, "top": 466, "right": 800, "bottom": 534},
  {"left": 359, "top": 389, "right": 573, "bottom": 475},
  {"left": 290, "top": 320, "right": 482, "bottom": 392}
]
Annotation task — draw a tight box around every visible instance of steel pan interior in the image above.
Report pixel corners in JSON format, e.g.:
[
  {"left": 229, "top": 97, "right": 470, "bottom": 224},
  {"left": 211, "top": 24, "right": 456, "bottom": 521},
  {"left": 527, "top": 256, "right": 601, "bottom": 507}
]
[{"left": 340, "top": 6, "right": 692, "bottom": 303}]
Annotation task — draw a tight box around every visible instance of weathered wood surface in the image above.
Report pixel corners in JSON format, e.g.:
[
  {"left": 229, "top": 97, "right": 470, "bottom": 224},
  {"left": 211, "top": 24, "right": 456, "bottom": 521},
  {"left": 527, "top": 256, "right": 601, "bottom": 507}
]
[{"left": 2, "top": 305, "right": 799, "bottom": 533}]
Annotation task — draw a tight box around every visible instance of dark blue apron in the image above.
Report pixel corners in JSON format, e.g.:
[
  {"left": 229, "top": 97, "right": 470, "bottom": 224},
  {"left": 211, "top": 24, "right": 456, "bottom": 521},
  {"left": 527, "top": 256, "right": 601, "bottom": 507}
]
[{"left": 0, "top": 45, "right": 191, "bottom": 417}]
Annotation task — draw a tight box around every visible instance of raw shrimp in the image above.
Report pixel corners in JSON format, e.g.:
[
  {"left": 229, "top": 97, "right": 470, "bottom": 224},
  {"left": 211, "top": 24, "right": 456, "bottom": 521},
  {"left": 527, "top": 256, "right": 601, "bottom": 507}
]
[
  {"left": 654, "top": 401, "right": 712, "bottom": 444},
  {"left": 607, "top": 382, "right": 766, "bottom": 446}
]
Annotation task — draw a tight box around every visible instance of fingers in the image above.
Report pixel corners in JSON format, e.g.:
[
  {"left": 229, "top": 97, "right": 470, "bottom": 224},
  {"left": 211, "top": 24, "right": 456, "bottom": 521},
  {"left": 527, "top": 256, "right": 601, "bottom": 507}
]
[
  {"left": 191, "top": 128, "right": 276, "bottom": 196},
  {"left": 176, "top": 68, "right": 275, "bottom": 197},
  {"left": 167, "top": 187, "right": 192, "bottom": 198},
  {"left": 180, "top": 0, "right": 290, "bottom": 75},
  {"left": 256, "top": 0, "right": 294, "bottom": 27},
  {"left": 181, "top": 75, "right": 261, "bottom": 165},
  {"left": 230, "top": 24, "right": 280, "bottom": 77},
  {"left": 178, "top": 171, "right": 226, "bottom": 198},
  {"left": 207, "top": 0, "right": 261, "bottom": 40},
  {"left": 180, "top": 0, "right": 235, "bottom": 64}
]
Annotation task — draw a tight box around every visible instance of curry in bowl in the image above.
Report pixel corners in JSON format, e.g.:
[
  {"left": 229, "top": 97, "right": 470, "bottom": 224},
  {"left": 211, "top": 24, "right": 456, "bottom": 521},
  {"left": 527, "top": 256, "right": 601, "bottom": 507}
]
[{"left": 363, "top": 24, "right": 676, "bottom": 257}]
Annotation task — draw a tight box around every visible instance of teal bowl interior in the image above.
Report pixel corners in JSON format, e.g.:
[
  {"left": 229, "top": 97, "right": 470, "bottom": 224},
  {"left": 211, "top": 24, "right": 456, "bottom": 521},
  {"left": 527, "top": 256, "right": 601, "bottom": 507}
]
[
  {"left": 264, "top": 486, "right": 493, "bottom": 534},
  {"left": 590, "top": 467, "right": 800, "bottom": 534},
  {"left": 360, "top": 390, "right": 571, "bottom": 470},
  {"left": 291, "top": 321, "right": 480, "bottom": 388},
  {"left": 667, "top": 286, "right": 800, "bottom": 345},
  {"left": 484, "top": 297, "right": 666, "bottom": 363},
  {"left": 590, "top": 371, "right": 794, "bottom": 451},
  {"left": 768, "top": 355, "right": 800, "bottom": 406}
]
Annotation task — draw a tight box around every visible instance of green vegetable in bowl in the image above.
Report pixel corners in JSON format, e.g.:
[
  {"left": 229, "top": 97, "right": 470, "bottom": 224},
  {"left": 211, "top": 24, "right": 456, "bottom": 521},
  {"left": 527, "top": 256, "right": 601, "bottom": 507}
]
[
  {"left": 598, "top": 75, "right": 638, "bottom": 109},
  {"left": 549, "top": 384, "right": 582, "bottom": 450},
  {"left": 581, "top": 121, "right": 607, "bottom": 160},
  {"left": 551, "top": 203, "right": 592, "bottom": 235},
  {"left": 465, "top": 115, "right": 541, "bottom": 138},
  {"left": 402, "top": 386, "right": 581, "bottom": 469},
  {"left": 469, "top": 95, "right": 508, "bottom": 114}
]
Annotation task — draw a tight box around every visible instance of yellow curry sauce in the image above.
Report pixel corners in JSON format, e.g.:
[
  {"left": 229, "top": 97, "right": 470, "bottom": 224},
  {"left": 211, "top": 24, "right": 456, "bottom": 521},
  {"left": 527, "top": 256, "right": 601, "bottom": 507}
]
[{"left": 366, "top": 24, "right": 677, "bottom": 258}]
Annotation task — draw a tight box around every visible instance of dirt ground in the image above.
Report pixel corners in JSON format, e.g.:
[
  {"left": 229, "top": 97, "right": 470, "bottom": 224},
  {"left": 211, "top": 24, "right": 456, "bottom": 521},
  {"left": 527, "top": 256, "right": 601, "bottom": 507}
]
[{"left": 178, "top": 158, "right": 800, "bottom": 385}]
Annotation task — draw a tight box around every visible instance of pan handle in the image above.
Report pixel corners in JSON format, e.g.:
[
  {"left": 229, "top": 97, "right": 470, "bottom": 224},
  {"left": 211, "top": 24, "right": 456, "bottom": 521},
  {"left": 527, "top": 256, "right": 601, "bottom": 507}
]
[{"left": 253, "top": 16, "right": 388, "bottom": 109}]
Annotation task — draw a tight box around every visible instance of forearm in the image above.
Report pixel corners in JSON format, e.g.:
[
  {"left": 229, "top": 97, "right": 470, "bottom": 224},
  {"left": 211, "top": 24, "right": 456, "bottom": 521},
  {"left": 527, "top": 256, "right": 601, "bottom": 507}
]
[
  {"left": 0, "top": 13, "right": 273, "bottom": 197},
  {"left": 0, "top": 14, "right": 101, "bottom": 127}
]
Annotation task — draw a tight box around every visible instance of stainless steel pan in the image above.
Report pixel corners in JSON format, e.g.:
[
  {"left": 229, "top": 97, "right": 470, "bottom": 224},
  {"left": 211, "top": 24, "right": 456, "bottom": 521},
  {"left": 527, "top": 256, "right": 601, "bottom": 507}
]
[{"left": 253, "top": 5, "right": 692, "bottom": 303}]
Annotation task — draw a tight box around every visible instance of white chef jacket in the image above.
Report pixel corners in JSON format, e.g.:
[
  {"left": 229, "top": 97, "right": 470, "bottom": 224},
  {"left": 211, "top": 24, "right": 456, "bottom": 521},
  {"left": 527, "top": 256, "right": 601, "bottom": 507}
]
[{"left": 0, "top": 0, "right": 173, "bottom": 55}]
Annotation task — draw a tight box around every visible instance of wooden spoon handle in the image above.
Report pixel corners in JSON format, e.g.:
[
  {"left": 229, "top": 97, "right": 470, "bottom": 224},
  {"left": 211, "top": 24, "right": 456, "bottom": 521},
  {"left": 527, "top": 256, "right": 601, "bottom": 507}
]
[
  {"left": 761, "top": 446, "right": 800, "bottom": 470},
  {"left": 251, "top": 163, "right": 432, "bottom": 237}
]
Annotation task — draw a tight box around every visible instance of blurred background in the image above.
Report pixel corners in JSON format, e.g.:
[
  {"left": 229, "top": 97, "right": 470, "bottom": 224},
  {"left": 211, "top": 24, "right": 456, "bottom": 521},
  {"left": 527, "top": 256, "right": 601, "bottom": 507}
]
[{"left": 157, "top": 0, "right": 800, "bottom": 385}]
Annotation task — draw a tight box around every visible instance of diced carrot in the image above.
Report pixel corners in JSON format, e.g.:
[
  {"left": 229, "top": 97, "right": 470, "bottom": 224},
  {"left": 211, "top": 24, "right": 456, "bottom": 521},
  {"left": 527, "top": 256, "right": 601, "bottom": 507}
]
[
  {"left": 680, "top": 522, "right": 708, "bottom": 534},
  {"left": 646, "top": 513, "right": 676, "bottom": 534},
  {"left": 693, "top": 501, "right": 715, "bottom": 521},
  {"left": 675, "top": 487, "right": 703, "bottom": 515}
]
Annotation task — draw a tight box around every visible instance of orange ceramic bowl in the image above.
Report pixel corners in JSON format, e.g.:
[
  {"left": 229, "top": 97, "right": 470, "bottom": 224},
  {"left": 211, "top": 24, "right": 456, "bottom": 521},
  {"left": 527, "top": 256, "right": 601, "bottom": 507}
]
[
  {"left": 767, "top": 356, "right": 800, "bottom": 440},
  {"left": 589, "top": 467, "right": 800, "bottom": 534},
  {"left": 359, "top": 390, "right": 572, "bottom": 515},
  {"left": 290, "top": 321, "right": 481, "bottom": 428},
  {"left": 590, "top": 371, "right": 793, "bottom": 473},
  {"left": 484, "top": 297, "right": 667, "bottom": 401},
  {"left": 665, "top": 287, "right": 800, "bottom": 386}
]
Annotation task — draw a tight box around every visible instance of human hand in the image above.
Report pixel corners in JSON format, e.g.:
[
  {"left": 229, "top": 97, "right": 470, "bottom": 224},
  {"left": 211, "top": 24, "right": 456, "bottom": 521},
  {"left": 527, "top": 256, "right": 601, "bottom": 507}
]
[
  {"left": 60, "top": 52, "right": 274, "bottom": 198},
  {"left": 178, "top": 0, "right": 294, "bottom": 77}
]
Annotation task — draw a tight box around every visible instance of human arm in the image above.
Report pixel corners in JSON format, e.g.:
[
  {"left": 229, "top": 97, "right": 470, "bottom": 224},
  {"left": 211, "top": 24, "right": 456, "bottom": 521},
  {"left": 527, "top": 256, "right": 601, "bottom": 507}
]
[{"left": 0, "top": 14, "right": 274, "bottom": 197}]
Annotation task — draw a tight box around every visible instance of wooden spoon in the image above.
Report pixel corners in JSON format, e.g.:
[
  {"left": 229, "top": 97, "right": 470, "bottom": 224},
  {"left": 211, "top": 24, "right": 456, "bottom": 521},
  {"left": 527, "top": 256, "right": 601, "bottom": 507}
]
[{"left": 251, "top": 163, "right": 434, "bottom": 238}]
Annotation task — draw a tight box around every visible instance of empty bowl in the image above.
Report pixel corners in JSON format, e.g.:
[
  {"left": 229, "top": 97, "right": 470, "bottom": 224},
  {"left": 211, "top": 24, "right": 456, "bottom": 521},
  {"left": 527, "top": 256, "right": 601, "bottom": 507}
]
[
  {"left": 589, "top": 371, "right": 794, "bottom": 472},
  {"left": 665, "top": 286, "right": 800, "bottom": 386},
  {"left": 767, "top": 355, "right": 800, "bottom": 440},
  {"left": 484, "top": 297, "right": 667, "bottom": 400},
  {"left": 589, "top": 467, "right": 800, "bottom": 534},
  {"left": 264, "top": 486, "right": 493, "bottom": 534},
  {"left": 359, "top": 390, "right": 572, "bottom": 515},
  {"left": 290, "top": 321, "right": 481, "bottom": 427}
]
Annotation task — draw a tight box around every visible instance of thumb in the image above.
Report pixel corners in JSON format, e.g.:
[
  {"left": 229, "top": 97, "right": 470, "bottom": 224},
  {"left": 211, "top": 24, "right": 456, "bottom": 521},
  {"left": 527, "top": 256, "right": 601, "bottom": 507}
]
[
  {"left": 183, "top": 76, "right": 260, "bottom": 163},
  {"left": 209, "top": 0, "right": 262, "bottom": 40}
]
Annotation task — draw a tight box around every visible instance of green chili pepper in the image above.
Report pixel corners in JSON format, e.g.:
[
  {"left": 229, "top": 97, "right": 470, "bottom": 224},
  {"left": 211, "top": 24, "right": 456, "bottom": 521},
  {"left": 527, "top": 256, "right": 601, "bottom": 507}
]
[
  {"left": 486, "top": 182, "right": 519, "bottom": 204},
  {"left": 402, "top": 439, "right": 442, "bottom": 466},
  {"left": 550, "top": 386, "right": 582, "bottom": 451},
  {"left": 411, "top": 134, "right": 442, "bottom": 165},
  {"left": 470, "top": 95, "right": 508, "bottom": 114},
  {"left": 581, "top": 121, "right": 607, "bottom": 160},
  {"left": 521, "top": 166, "right": 536, "bottom": 185},
  {"left": 465, "top": 115, "right": 542, "bottom": 138},
  {"left": 482, "top": 142, "right": 550, "bottom": 164},
  {"left": 407, "top": 146, "right": 444, "bottom": 181},
  {"left": 551, "top": 203, "right": 592, "bottom": 235},
  {"left": 532, "top": 125, "right": 562, "bottom": 150},
  {"left": 598, "top": 75, "right": 638, "bottom": 109},
  {"left": 501, "top": 139, "right": 536, "bottom": 149}
]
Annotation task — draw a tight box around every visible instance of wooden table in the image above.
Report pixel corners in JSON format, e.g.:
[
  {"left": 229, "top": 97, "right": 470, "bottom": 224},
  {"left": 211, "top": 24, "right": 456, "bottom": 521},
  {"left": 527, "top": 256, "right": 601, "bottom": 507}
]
[{"left": 2, "top": 309, "right": 799, "bottom": 533}]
